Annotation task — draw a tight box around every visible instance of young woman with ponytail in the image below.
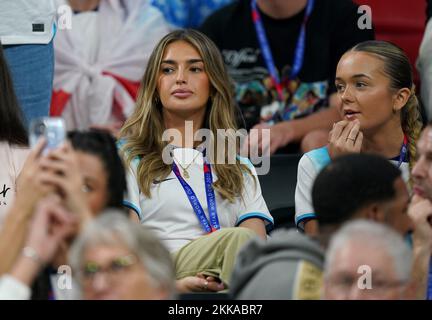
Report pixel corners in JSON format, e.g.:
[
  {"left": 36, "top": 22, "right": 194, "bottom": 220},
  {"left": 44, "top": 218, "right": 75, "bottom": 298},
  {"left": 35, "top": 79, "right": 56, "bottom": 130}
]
[{"left": 294, "top": 40, "right": 423, "bottom": 235}]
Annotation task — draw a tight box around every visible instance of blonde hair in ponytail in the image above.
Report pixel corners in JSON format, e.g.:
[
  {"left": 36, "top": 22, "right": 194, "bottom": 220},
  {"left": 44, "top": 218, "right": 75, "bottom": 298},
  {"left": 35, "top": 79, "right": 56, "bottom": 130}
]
[
  {"left": 401, "top": 88, "right": 422, "bottom": 180},
  {"left": 351, "top": 41, "right": 424, "bottom": 184}
]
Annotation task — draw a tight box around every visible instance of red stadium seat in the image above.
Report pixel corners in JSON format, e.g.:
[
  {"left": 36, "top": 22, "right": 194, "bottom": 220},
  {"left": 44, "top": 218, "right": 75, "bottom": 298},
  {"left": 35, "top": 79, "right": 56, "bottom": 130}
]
[{"left": 354, "top": 0, "right": 426, "bottom": 88}]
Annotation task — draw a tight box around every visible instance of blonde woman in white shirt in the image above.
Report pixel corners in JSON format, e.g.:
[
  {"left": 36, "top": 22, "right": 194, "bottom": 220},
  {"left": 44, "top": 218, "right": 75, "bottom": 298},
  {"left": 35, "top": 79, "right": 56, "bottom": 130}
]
[{"left": 120, "top": 29, "right": 273, "bottom": 293}]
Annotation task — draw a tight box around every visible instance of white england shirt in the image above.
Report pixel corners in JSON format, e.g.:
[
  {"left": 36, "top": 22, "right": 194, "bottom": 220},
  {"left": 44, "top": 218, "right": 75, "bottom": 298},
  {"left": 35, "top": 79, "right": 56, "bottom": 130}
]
[
  {"left": 295, "top": 146, "right": 410, "bottom": 229},
  {"left": 123, "top": 146, "right": 273, "bottom": 253}
]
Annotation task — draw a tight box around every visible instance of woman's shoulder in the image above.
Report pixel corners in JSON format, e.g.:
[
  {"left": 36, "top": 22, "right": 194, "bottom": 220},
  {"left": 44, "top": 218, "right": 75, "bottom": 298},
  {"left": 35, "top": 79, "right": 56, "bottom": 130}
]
[
  {"left": 0, "top": 142, "right": 30, "bottom": 175},
  {"left": 300, "top": 146, "right": 331, "bottom": 172},
  {"left": 0, "top": 142, "right": 30, "bottom": 160},
  {"left": 236, "top": 155, "right": 254, "bottom": 170},
  {"left": 116, "top": 138, "right": 142, "bottom": 169}
]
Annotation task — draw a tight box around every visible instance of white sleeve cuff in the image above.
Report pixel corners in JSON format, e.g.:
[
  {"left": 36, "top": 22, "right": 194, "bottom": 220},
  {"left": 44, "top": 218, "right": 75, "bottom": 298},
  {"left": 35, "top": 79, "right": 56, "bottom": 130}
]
[{"left": 0, "top": 275, "right": 31, "bottom": 300}]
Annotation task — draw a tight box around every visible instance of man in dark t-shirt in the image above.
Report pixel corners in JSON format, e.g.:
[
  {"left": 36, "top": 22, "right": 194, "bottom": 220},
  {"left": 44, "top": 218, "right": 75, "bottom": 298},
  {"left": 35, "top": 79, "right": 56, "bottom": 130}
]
[{"left": 200, "top": 0, "right": 374, "bottom": 154}]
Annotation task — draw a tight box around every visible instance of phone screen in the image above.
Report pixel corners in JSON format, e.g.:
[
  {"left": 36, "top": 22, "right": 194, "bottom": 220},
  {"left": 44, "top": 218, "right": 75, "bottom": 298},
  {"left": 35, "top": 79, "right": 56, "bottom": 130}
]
[{"left": 29, "top": 117, "right": 66, "bottom": 154}]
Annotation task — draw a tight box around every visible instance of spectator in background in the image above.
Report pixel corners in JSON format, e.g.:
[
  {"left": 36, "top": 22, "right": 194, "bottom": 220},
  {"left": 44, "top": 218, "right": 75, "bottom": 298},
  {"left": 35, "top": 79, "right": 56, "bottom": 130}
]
[
  {"left": 315, "top": 152, "right": 431, "bottom": 300},
  {"left": 324, "top": 220, "right": 415, "bottom": 300},
  {"left": 69, "top": 212, "right": 176, "bottom": 300},
  {"left": 231, "top": 153, "right": 432, "bottom": 300},
  {"left": 51, "top": 0, "right": 169, "bottom": 131},
  {"left": 295, "top": 40, "right": 423, "bottom": 235},
  {"left": 230, "top": 154, "right": 412, "bottom": 300},
  {"left": 151, "top": 0, "right": 234, "bottom": 29},
  {"left": 66, "top": 130, "right": 128, "bottom": 215},
  {"left": 0, "top": 45, "right": 30, "bottom": 225},
  {"left": 418, "top": 0, "right": 432, "bottom": 120},
  {"left": 30, "top": 130, "right": 129, "bottom": 300},
  {"left": 0, "top": 198, "right": 76, "bottom": 300},
  {"left": 410, "top": 122, "right": 432, "bottom": 300},
  {"left": 0, "top": 0, "right": 56, "bottom": 126},
  {"left": 200, "top": 0, "right": 374, "bottom": 154},
  {"left": 0, "top": 130, "right": 128, "bottom": 299},
  {"left": 312, "top": 154, "right": 412, "bottom": 237}
]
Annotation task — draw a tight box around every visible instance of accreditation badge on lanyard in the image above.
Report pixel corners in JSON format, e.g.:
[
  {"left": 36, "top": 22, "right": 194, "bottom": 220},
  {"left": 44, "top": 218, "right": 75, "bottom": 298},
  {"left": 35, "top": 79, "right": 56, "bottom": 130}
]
[
  {"left": 397, "top": 135, "right": 409, "bottom": 168},
  {"left": 172, "top": 158, "right": 220, "bottom": 234},
  {"left": 427, "top": 258, "right": 432, "bottom": 300},
  {"left": 250, "top": 0, "right": 315, "bottom": 122}
]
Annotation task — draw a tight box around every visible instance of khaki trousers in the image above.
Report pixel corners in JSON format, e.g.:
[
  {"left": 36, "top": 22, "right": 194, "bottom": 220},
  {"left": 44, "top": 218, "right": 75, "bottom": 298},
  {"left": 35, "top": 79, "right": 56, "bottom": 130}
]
[{"left": 173, "top": 227, "right": 256, "bottom": 287}]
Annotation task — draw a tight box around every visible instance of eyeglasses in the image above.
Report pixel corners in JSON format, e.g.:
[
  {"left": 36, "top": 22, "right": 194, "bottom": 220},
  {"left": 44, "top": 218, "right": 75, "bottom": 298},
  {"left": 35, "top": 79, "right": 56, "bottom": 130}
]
[
  {"left": 81, "top": 184, "right": 90, "bottom": 193},
  {"left": 326, "top": 274, "right": 407, "bottom": 294},
  {"left": 81, "top": 254, "right": 138, "bottom": 286}
]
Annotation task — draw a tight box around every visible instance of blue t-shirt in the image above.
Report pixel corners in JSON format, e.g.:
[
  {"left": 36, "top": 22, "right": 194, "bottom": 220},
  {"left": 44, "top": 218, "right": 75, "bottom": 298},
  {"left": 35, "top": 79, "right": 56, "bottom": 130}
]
[{"left": 150, "top": 0, "right": 234, "bottom": 28}]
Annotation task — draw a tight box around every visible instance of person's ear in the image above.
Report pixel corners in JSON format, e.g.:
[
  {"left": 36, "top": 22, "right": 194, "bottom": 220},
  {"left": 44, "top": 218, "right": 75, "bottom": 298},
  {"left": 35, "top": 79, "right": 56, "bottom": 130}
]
[
  {"left": 362, "top": 203, "right": 386, "bottom": 222},
  {"left": 392, "top": 88, "right": 411, "bottom": 112}
]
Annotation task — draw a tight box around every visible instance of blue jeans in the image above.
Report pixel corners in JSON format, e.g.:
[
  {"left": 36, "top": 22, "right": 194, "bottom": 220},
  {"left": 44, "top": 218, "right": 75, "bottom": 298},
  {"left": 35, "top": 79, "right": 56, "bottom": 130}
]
[{"left": 3, "top": 41, "right": 54, "bottom": 127}]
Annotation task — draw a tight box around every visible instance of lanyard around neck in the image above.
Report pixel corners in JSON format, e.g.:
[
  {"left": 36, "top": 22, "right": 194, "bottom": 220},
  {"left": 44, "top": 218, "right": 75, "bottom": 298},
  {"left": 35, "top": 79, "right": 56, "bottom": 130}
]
[
  {"left": 251, "top": 0, "right": 315, "bottom": 102},
  {"left": 397, "top": 135, "right": 409, "bottom": 168},
  {"left": 172, "top": 159, "right": 220, "bottom": 234}
]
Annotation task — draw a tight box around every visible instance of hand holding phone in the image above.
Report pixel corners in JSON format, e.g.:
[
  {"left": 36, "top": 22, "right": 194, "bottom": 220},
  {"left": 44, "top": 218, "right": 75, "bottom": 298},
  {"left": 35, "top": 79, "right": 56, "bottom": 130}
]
[{"left": 29, "top": 117, "right": 66, "bottom": 155}]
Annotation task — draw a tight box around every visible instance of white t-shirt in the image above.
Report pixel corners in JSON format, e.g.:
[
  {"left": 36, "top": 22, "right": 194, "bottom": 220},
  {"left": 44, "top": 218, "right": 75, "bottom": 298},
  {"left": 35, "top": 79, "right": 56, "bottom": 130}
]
[
  {"left": 0, "top": 275, "right": 31, "bottom": 300},
  {"left": 124, "top": 147, "right": 273, "bottom": 253},
  {"left": 0, "top": 142, "right": 30, "bottom": 226},
  {"left": 0, "top": 0, "right": 56, "bottom": 45},
  {"left": 295, "top": 146, "right": 410, "bottom": 229}
]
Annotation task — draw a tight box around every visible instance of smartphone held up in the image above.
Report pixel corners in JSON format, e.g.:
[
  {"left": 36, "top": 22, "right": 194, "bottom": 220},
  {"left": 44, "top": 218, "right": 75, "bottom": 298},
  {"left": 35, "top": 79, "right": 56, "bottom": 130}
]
[{"left": 29, "top": 117, "right": 66, "bottom": 154}]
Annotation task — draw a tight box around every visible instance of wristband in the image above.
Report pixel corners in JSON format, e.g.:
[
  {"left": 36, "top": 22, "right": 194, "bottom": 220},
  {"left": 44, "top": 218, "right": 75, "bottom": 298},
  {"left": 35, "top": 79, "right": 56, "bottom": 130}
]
[{"left": 22, "top": 246, "right": 43, "bottom": 265}]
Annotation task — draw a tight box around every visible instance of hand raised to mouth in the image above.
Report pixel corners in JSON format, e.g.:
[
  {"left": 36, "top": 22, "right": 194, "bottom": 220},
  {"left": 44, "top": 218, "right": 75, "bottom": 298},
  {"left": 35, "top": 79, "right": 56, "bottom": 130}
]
[{"left": 328, "top": 119, "right": 362, "bottom": 159}]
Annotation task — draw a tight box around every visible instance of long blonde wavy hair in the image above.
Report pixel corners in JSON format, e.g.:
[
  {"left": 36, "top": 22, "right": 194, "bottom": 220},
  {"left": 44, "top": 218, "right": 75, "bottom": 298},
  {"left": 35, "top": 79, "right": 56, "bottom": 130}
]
[
  {"left": 351, "top": 41, "right": 423, "bottom": 178},
  {"left": 120, "top": 29, "right": 252, "bottom": 201}
]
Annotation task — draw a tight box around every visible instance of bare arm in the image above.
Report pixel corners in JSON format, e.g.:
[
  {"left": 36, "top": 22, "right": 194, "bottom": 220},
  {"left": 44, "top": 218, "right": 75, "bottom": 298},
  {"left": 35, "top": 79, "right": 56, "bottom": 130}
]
[
  {"left": 0, "top": 140, "right": 49, "bottom": 275},
  {"left": 238, "top": 218, "right": 267, "bottom": 240},
  {"left": 0, "top": 202, "right": 33, "bottom": 275},
  {"left": 276, "top": 95, "right": 341, "bottom": 143},
  {"left": 247, "top": 94, "right": 341, "bottom": 154},
  {"left": 8, "top": 200, "right": 76, "bottom": 287},
  {"left": 304, "top": 219, "right": 319, "bottom": 237},
  {"left": 129, "top": 209, "right": 140, "bottom": 224}
]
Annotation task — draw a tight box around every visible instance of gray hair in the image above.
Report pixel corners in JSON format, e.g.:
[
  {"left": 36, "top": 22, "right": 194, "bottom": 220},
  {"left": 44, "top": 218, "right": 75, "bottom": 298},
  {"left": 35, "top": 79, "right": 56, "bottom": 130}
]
[
  {"left": 324, "top": 220, "right": 412, "bottom": 283},
  {"left": 69, "top": 210, "right": 176, "bottom": 297}
]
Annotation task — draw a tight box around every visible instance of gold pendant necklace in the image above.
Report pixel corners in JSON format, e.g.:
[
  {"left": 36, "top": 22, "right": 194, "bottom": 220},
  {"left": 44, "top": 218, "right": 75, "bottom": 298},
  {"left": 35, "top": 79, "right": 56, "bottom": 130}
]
[
  {"left": 173, "top": 152, "right": 200, "bottom": 179},
  {"left": 182, "top": 169, "right": 190, "bottom": 179}
]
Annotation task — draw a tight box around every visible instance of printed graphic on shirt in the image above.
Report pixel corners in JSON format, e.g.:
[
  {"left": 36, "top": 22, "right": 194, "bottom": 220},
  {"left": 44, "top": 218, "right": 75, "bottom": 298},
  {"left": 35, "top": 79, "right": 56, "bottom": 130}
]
[
  {"left": 223, "top": 48, "right": 328, "bottom": 129},
  {"left": 0, "top": 184, "right": 11, "bottom": 206},
  {"left": 293, "top": 260, "right": 323, "bottom": 299}
]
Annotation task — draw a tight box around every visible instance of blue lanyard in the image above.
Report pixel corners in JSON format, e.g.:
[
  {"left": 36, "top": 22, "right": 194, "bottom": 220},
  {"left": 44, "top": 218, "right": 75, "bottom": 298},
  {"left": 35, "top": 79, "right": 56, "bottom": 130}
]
[
  {"left": 172, "top": 159, "right": 220, "bottom": 234},
  {"left": 428, "top": 258, "right": 432, "bottom": 300},
  {"left": 397, "top": 135, "right": 409, "bottom": 168},
  {"left": 251, "top": 0, "right": 314, "bottom": 102}
]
